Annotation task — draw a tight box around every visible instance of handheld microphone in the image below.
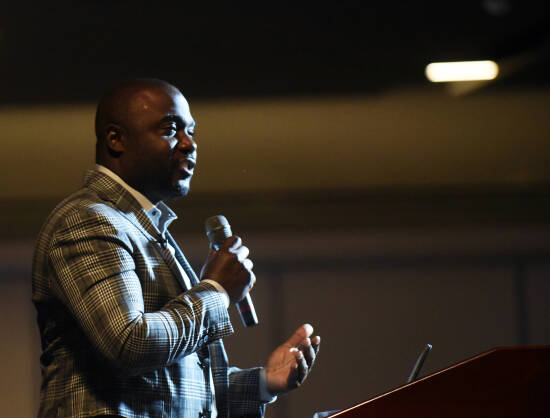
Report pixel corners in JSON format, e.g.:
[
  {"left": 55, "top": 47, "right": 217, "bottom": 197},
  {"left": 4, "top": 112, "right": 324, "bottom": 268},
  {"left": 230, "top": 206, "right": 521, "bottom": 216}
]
[{"left": 205, "top": 215, "right": 259, "bottom": 327}]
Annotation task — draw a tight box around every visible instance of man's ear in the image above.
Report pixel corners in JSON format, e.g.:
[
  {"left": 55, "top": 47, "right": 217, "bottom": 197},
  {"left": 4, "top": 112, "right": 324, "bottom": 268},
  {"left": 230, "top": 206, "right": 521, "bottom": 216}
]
[{"left": 105, "top": 123, "right": 125, "bottom": 156}]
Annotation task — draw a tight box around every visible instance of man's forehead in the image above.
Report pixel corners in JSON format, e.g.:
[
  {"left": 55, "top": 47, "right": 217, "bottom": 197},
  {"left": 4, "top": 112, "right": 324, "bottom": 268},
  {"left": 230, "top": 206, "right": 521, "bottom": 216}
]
[{"left": 129, "top": 86, "right": 189, "bottom": 113}]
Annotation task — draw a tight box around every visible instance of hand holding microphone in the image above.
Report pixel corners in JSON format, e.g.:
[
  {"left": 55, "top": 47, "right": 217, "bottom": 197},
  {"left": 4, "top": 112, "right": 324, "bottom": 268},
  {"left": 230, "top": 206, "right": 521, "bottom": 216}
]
[{"left": 201, "top": 215, "right": 259, "bottom": 327}]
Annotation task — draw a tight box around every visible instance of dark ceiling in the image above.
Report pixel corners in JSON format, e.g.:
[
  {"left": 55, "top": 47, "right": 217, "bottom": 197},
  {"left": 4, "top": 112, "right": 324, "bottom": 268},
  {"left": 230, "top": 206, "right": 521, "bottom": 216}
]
[{"left": 1, "top": 1, "right": 549, "bottom": 105}]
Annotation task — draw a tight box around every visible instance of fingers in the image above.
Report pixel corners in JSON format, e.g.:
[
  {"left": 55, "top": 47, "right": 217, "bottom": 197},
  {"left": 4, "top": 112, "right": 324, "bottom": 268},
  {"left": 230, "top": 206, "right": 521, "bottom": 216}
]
[
  {"left": 298, "top": 338, "right": 316, "bottom": 369},
  {"left": 229, "top": 237, "right": 254, "bottom": 291},
  {"left": 286, "top": 323, "right": 314, "bottom": 347},
  {"left": 291, "top": 328, "right": 321, "bottom": 375},
  {"left": 311, "top": 335, "right": 321, "bottom": 355},
  {"left": 219, "top": 235, "right": 240, "bottom": 250},
  {"left": 215, "top": 236, "right": 253, "bottom": 271},
  {"left": 243, "top": 258, "right": 254, "bottom": 270},
  {"left": 293, "top": 349, "right": 308, "bottom": 386},
  {"left": 264, "top": 331, "right": 321, "bottom": 395},
  {"left": 249, "top": 270, "right": 256, "bottom": 287},
  {"left": 220, "top": 236, "right": 252, "bottom": 268},
  {"left": 234, "top": 245, "right": 250, "bottom": 263},
  {"left": 208, "top": 235, "right": 255, "bottom": 302}
]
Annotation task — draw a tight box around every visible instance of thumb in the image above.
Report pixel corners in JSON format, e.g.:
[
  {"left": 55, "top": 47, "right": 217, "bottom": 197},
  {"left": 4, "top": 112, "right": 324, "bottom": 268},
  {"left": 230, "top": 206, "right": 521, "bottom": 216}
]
[
  {"left": 285, "top": 324, "right": 314, "bottom": 347},
  {"left": 219, "top": 235, "right": 240, "bottom": 251},
  {"left": 206, "top": 247, "right": 216, "bottom": 260}
]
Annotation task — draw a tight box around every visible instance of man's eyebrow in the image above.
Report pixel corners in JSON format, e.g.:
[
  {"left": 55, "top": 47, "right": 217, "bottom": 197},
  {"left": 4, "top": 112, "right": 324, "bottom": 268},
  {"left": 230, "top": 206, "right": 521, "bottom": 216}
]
[
  {"left": 160, "top": 115, "right": 182, "bottom": 123},
  {"left": 160, "top": 115, "right": 195, "bottom": 127}
]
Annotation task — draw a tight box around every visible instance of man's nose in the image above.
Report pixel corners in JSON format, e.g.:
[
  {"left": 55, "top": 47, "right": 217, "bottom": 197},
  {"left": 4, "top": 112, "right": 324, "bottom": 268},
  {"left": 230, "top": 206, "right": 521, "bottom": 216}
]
[{"left": 176, "top": 131, "right": 197, "bottom": 154}]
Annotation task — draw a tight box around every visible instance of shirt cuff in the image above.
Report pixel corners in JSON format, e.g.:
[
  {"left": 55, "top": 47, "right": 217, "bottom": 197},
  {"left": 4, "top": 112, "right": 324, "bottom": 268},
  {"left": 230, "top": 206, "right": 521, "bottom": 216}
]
[
  {"left": 202, "top": 279, "right": 230, "bottom": 308},
  {"left": 259, "top": 368, "right": 278, "bottom": 403}
]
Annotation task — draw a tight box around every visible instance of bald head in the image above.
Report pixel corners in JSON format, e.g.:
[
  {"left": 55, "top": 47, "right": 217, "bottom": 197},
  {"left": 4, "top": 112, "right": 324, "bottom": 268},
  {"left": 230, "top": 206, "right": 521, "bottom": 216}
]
[{"left": 95, "top": 78, "right": 180, "bottom": 149}]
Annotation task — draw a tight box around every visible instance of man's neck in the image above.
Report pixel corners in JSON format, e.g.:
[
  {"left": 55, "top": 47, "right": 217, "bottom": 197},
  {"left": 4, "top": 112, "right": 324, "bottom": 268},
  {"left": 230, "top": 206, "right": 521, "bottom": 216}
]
[{"left": 95, "top": 164, "right": 157, "bottom": 211}]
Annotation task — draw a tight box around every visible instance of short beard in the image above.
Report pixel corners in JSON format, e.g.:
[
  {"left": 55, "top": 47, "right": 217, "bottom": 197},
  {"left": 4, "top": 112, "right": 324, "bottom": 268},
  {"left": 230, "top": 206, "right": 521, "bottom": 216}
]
[{"left": 164, "top": 182, "right": 190, "bottom": 201}]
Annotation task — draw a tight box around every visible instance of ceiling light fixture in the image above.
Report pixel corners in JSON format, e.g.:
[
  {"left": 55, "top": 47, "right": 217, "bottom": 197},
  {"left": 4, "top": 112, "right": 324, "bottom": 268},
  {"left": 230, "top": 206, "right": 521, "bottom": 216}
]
[{"left": 425, "top": 60, "right": 499, "bottom": 82}]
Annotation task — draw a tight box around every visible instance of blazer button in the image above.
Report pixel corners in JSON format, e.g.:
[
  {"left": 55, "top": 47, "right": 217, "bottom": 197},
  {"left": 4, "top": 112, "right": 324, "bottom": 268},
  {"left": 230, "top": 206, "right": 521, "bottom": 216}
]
[{"left": 197, "top": 356, "right": 210, "bottom": 369}]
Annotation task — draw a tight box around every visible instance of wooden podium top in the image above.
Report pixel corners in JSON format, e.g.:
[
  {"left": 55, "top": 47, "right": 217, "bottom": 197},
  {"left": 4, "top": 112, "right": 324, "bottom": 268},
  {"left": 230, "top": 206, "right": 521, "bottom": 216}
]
[{"left": 329, "top": 345, "right": 550, "bottom": 418}]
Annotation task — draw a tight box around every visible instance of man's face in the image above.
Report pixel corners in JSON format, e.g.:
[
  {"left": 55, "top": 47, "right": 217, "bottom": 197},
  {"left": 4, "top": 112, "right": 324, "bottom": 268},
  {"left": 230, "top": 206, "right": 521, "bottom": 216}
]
[{"left": 122, "top": 86, "right": 197, "bottom": 202}]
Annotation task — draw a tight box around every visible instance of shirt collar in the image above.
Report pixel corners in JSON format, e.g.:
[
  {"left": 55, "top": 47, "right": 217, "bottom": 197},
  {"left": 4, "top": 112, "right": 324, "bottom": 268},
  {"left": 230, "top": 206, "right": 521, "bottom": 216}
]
[
  {"left": 148, "top": 201, "right": 178, "bottom": 237},
  {"left": 95, "top": 164, "right": 178, "bottom": 236}
]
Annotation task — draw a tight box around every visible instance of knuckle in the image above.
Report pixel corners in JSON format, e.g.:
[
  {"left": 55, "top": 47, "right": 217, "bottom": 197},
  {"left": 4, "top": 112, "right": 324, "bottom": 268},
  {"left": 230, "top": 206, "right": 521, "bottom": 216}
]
[{"left": 243, "top": 259, "right": 254, "bottom": 270}]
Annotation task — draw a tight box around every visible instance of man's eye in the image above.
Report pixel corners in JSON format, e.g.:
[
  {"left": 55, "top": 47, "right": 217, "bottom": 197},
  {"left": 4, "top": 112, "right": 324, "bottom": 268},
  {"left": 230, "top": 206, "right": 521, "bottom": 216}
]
[
  {"left": 164, "top": 126, "right": 177, "bottom": 136},
  {"left": 187, "top": 129, "right": 195, "bottom": 137}
]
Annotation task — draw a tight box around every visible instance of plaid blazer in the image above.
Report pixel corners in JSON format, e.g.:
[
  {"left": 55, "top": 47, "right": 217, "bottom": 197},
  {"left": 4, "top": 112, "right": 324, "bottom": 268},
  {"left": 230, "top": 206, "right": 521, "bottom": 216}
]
[{"left": 32, "top": 169, "right": 266, "bottom": 418}]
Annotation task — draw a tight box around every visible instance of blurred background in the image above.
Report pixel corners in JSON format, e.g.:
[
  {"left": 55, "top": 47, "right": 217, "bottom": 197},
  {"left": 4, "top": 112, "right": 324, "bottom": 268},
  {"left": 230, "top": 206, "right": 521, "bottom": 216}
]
[{"left": 1, "top": 1, "right": 550, "bottom": 416}]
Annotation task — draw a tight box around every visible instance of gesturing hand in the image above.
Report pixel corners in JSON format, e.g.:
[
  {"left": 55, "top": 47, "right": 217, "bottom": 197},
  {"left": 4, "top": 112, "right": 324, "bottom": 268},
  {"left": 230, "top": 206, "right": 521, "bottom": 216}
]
[{"left": 264, "top": 324, "right": 321, "bottom": 396}]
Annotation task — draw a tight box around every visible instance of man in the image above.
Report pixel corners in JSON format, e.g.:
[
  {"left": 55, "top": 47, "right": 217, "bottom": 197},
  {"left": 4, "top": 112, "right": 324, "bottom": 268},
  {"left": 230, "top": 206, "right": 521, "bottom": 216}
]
[{"left": 32, "top": 78, "right": 320, "bottom": 417}]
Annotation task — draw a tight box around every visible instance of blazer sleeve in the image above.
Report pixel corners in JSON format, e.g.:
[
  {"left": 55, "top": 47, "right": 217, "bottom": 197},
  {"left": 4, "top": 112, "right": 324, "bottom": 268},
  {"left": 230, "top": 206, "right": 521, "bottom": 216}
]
[
  {"left": 228, "top": 366, "right": 267, "bottom": 418},
  {"left": 48, "top": 207, "right": 233, "bottom": 375}
]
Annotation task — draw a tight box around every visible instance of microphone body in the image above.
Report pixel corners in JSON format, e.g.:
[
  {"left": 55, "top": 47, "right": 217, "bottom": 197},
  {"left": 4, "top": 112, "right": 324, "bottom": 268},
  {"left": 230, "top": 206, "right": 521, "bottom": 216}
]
[{"left": 205, "top": 215, "right": 259, "bottom": 327}]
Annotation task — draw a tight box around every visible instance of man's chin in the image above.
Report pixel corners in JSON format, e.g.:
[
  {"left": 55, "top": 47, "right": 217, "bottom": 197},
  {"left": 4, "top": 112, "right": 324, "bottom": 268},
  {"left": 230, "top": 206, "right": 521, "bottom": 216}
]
[{"left": 165, "top": 183, "right": 190, "bottom": 201}]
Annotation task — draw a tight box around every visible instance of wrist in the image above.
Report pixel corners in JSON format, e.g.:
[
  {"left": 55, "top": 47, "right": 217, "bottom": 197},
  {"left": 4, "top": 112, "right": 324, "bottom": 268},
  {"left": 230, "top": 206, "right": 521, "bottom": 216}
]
[{"left": 260, "top": 368, "right": 278, "bottom": 402}]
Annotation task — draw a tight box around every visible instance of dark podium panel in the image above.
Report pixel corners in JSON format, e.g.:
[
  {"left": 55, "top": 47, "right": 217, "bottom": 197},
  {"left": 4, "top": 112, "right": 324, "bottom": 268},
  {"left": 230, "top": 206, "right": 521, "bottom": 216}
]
[{"left": 330, "top": 346, "right": 550, "bottom": 418}]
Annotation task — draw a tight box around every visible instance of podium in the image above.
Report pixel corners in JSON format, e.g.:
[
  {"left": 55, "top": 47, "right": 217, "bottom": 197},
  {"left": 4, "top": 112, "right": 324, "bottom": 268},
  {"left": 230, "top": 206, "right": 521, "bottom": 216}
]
[{"left": 329, "top": 346, "right": 550, "bottom": 418}]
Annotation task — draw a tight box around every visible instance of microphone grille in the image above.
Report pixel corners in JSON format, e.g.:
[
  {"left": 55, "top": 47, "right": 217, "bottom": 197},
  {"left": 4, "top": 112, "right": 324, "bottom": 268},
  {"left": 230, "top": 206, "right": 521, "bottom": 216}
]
[{"left": 205, "top": 215, "right": 232, "bottom": 245}]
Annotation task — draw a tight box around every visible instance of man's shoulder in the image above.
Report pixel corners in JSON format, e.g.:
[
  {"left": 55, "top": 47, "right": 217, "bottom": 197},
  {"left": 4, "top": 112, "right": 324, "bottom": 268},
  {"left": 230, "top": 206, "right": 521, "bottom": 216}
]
[
  {"left": 40, "top": 169, "right": 138, "bottom": 231},
  {"left": 43, "top": 185, "right": 118, "bottom": 229},
  {"left": 31, "top": 182, "right": 131, "bottom": 281},
  {"left": 35, "top": 181, "right": 136, "bottom": 253},
  {"left": 32, "top": 168, "right": 156, "bottom": 265}
]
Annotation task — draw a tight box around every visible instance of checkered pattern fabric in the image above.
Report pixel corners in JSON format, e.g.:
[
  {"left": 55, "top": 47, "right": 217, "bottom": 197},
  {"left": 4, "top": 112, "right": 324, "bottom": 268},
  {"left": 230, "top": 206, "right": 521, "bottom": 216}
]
[{"left": 32, "top": 169, "right": 266, "bottom": 417}]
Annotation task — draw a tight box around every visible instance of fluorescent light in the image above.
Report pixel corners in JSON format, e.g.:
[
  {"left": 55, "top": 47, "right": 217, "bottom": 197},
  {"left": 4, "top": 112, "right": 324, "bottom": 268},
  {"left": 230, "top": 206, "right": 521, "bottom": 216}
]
[{"left": 425, "top": 60, "right": 499, "bottom": 82}]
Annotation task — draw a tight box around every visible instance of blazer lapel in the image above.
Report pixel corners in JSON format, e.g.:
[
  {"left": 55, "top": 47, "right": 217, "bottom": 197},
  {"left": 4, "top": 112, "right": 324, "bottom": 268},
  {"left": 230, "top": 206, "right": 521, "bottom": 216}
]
[
  {"left": 83, "top": 169, "right": 192, "bottom": 292},
  {"left": 84, "top": 169, "right": 160, "bottom": 242},
  {"left": 166, "top": 231, "right": 200, "bottom": 286},
  {"left": 154, "top": 238, "right": 194, "bottom": 292}
]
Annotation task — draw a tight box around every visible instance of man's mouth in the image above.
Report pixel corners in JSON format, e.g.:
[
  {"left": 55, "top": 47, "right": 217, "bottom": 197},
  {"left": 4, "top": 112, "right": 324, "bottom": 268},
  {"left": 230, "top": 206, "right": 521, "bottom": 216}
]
[{"left": 179, "top": 159, "right": 196, "bottom": 175}]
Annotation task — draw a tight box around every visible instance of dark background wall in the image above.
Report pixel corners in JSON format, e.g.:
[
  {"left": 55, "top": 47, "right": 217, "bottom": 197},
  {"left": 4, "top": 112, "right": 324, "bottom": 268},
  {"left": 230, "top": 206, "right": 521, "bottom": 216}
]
[{"left": 1, "top": 1, "right": 549, "bottom": 417}]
